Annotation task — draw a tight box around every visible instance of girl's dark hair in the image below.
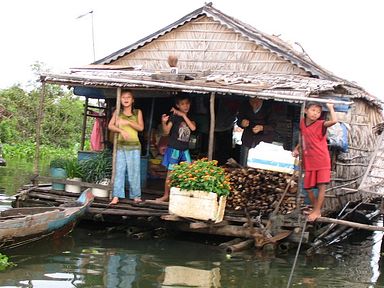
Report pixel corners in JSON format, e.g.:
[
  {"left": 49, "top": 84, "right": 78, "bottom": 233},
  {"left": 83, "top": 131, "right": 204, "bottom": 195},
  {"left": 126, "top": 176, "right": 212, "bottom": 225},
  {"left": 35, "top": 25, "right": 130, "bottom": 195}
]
[{"left": 175, "top": 95, "right": 190, "bottom": 104}]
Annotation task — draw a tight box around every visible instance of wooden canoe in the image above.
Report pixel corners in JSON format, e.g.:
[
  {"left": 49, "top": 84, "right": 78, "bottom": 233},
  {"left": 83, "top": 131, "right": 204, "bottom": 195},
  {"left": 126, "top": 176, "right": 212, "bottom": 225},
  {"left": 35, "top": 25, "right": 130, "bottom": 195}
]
[{"left": 0, "top": 189, "right": 94, "bottom": 250}]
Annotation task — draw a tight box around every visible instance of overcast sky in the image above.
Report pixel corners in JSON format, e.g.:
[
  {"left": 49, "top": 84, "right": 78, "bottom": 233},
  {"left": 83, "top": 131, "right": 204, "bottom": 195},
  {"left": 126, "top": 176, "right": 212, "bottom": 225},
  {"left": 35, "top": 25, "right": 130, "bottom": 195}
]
[{"left": 0, "top": 0, "right": 383, "bottom": 98}]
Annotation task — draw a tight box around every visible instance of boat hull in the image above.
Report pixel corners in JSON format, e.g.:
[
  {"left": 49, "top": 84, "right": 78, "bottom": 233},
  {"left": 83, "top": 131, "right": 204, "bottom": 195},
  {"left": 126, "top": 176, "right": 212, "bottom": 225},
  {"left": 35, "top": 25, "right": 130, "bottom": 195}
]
[{"left": 0, "top": 189, "right": 93, "bottom": 250}]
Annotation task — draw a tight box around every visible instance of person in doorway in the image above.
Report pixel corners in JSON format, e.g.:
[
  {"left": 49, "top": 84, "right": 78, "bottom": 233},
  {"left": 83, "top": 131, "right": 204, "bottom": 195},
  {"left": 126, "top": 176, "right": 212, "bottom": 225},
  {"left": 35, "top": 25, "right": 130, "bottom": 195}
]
[
  {"left": 213, "top": 98, "right": 240, "bottom": 165},
  {"left": 237, "top": 97, "right": 275, "bottom": 166},
  {"left": 156, "top": 95, "right": 196, "bottom": 202},
  {"left": 293, "top": 102, "right": 337, "bottom": 221},
  {"left": 108, "top": 90, "right": 144, "bottom": 204}
]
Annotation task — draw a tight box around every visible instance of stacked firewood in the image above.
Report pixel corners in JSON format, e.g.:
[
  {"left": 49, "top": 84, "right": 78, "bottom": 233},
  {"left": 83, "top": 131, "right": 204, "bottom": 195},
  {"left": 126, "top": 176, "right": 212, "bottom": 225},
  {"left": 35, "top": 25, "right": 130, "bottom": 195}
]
[{"left": 225, "top": 168, "right": 300, "bottom": 217}]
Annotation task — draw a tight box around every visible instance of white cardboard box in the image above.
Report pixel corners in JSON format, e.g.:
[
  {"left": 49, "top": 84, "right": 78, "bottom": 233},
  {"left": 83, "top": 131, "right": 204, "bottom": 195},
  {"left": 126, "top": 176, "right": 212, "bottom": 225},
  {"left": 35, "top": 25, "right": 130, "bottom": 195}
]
[{"left": 169, "top": 187, "right": 226, "bottom": 223}]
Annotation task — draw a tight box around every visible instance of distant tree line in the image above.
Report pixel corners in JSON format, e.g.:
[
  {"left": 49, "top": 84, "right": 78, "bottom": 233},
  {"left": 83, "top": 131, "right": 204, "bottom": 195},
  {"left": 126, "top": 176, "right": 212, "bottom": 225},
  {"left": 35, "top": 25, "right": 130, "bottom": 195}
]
[{"left": 0, "top": 84, "right": 86, "bottom": 149}]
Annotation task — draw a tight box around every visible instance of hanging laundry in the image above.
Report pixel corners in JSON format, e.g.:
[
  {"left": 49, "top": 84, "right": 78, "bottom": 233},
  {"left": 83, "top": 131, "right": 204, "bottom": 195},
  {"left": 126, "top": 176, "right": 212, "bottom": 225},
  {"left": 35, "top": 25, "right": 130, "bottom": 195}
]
[{"left": 90, "top": 111, "right": 105, "bottom": 151}]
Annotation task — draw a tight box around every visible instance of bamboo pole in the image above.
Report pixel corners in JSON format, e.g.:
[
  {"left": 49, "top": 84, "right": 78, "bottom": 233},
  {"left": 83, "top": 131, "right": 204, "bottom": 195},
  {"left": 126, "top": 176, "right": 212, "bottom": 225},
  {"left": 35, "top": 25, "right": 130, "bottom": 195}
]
[
  {"left": 208, "top": 92, "right": 216, "bottom": 160},
  {"left": 173, "top": 222, "right": 254, "bottom": 238},
  {"left": 80, "top": 97, "right": 89, "bottom": 150},
  {"left": 33, "top": 81, "right": 46, "bottom": 178},
  {"left": 295, "top": 102, "right": 305, "bottom": 205},
  {"left": 316, "top": 216, "right": 384, "bottom": 232},
  {"left": 110, "top": 88, "right": 122, "bottom": 199}
]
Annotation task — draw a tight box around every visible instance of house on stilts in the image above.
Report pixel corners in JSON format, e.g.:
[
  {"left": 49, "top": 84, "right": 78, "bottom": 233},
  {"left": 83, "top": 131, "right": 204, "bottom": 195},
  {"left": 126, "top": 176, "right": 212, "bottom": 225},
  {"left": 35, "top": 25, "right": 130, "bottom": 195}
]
[{"left": 16, "top": 3, "right": 384, "bottom": 249}]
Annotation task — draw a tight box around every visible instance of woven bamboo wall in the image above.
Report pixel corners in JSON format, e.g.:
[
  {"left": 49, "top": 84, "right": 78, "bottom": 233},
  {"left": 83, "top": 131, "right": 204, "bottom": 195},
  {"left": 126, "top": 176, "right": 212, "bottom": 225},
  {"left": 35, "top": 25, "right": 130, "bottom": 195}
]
[
  {"left": 112, "top": 16, "right": 309, "bottom": 76},
  {"left": 323, "top": 100, "right": 383, "bottom": 212}
]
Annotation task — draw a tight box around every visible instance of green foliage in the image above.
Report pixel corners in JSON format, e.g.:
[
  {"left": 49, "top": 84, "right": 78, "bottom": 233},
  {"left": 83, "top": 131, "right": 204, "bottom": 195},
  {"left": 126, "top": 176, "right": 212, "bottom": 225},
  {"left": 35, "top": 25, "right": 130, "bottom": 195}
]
[
  {"left": 64, "top": 158, "right": 84, "bottom": 179},
  {"left": 0, "top": 253, "right": 15, "bottom": 271},
  {"left": 0, "top": 80, "right": 93, "bottom": 149},
  {"left": 2, "top": 142, "right": 76, "bottom": 161},
  {"left": 0, "top": 85, "right": 37, "bottom": 144},
  {"left": 169, "top": 158, "right": 231, "bottom": 196},
  {"left": 80, "top": 150, "right": 112, "bottom": 183}
]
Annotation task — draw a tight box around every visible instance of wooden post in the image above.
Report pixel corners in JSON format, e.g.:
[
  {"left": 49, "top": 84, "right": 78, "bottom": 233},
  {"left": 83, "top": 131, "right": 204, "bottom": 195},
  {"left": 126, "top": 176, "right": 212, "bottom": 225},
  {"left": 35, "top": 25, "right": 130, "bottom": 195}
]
[
  {"left": 33, "top": 81, "right": 46, "bottom": 179},
  {"left": 145, "top": 97, "right": 155, "bottom": 156},
  {"left": 208, "top": 92, "right": 216, "bottom": 160},
  {"left": 110, "top": 88, "right": 122, "bottom": 198},
  {"left": 80, "top": 97, "right": 89, "bottom": 150},
  {"left": 226, "top": 239, "right": 254, "bottom": 254}
]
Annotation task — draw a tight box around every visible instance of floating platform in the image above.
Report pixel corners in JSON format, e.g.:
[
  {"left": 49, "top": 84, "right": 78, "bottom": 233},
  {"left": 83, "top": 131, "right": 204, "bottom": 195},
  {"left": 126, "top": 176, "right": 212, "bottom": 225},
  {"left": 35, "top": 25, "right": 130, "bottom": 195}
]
[
  {"left": 13, "top": 179, "right": 383, "bottom": 254},
  {"left": 13, "top": 182, "right": 310, "bottom": 250}
]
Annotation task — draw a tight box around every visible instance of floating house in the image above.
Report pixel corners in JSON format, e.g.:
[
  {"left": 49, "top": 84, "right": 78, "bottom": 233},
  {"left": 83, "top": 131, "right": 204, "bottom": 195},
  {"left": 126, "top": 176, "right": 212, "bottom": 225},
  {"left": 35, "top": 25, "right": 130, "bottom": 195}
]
[{"left": 16, "top": 3, "right": 384, "bottom": 249}]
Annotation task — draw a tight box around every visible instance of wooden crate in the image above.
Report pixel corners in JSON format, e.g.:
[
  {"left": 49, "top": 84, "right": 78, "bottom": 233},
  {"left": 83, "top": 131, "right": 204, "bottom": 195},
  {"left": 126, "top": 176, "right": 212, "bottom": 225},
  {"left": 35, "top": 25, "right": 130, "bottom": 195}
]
[{"left": 169, "top": 187, "right": 226, "bottom": 223}]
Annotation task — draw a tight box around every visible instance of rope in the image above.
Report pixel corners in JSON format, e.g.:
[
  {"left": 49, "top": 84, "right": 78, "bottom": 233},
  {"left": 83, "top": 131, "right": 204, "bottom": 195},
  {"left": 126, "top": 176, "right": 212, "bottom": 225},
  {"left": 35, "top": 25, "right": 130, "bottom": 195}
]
[{"left": 287, "top": 219, "right": 307, "bottom": 288}]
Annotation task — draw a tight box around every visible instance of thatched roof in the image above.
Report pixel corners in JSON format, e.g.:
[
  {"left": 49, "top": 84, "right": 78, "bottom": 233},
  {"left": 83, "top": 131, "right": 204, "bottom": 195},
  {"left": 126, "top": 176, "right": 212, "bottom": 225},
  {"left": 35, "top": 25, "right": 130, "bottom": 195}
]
[
  {"left": 41, "top": 3, "right": 379, "bottom": 106},
  {"left": 94, "top": 4, "right": 349, "bottom": 83}
]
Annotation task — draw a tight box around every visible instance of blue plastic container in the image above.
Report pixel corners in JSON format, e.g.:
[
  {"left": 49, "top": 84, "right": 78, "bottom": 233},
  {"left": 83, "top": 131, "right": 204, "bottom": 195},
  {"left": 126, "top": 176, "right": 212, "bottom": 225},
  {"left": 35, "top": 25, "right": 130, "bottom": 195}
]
[{"left": 50, "top": 167, "right": 67, "bottom": 191}]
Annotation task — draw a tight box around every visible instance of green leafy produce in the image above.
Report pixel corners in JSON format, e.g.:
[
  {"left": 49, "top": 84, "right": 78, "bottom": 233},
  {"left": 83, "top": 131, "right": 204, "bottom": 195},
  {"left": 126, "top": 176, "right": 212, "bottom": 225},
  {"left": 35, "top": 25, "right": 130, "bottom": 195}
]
[
  {"left": 169, "top": 158, "right": 231, "bottom": 196},
  {"left": 64, "top": 158, "right": 84, "bottom": 179},
  {"left": 80, "top": 150, "right": 112, "bottom": 183}
]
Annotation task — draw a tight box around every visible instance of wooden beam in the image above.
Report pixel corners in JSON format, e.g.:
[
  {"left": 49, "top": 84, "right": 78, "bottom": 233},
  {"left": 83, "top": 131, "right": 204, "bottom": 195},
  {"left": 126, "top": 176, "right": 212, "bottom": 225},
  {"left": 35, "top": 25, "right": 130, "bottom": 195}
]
[
  {"left": 171, "top": 222, "right": 254, "bottom": 238},
  {"left": 88, "top": 207, "right": 165, "bottom": 217},
  {"left": 208, "top": 92, "right": 215, "bottom": 160},
  {"left": 34, "top": 81, "right": 46, "bottom": 177},
  {"left": 35, "top": 176, "right": 112, "bottom": 190},
  {"left": 161, "top": 214, "right": 183, "bottom": 221},
  {"left": 80, "top": 97, "right": 89, "bottom": 150},
  {"left": 189, "top": 220, "right": 229, "bottom": 229}
]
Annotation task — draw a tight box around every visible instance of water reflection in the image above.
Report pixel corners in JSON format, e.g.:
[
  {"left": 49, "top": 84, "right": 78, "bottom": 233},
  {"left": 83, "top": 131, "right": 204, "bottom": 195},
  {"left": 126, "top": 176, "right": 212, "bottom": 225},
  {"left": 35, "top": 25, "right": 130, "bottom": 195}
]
[
  {"left": 105, "top": 253, "right": 137, "bottom": 287},
  {"left": 0, "top": 227, "right": 383, "bottom": 287},
  {"left": 0, "top": 158, "right": 49, "bottom": 196},
  {"left": 162, "top": 266, "right": 220, "bottom": 287}
]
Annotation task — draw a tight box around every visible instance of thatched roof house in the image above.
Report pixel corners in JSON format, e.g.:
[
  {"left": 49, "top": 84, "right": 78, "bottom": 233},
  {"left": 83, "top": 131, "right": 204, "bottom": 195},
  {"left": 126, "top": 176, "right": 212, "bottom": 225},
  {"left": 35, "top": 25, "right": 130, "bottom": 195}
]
[{"left": 40, "top": 3, "right": 383, "bottom": 214}]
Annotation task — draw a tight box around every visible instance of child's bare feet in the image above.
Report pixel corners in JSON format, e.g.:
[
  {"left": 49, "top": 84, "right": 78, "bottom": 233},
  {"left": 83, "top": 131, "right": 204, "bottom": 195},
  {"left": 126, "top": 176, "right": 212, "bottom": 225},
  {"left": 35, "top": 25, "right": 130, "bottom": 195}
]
[
  {"left": 307, "top": 210, "right": 321, "bottom": 222},
  {"left": 133, "top": 198, "right": 143, "bottom": 203},
  {"left": 301, "top": 206, "right": 313, "bottom": 215},
  {"left": 155, "top": 196, "right": 169, "bottom": 202},
  {"left": 109, "top": 197, "right": 119, "bottom": 205}
]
